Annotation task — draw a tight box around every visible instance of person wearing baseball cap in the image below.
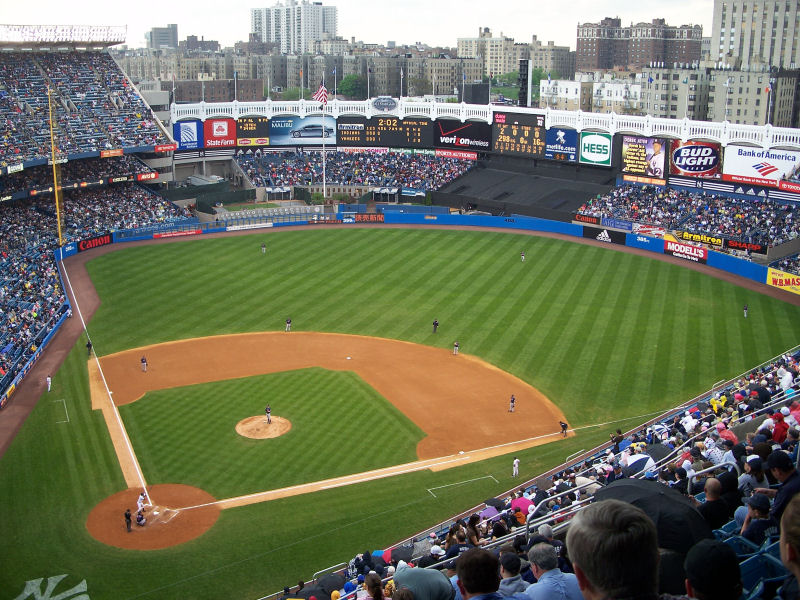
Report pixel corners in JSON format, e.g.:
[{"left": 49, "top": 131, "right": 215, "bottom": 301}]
[
  {"left": 740, "top": 493, "right": 779, "bottom": 546},
  {"left": 683, "top": 539, "right": 743, "bottom": 600},
  {"left": 755, "top": 450, "right": 800, "bottom": 522}
]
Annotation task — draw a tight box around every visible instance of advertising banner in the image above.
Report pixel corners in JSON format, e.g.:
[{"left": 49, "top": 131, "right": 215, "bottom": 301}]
[
  {"left": 100, "top": 149, "right": 124, "bottom": 158},
  {"left": 136, "top": 172, "right": 158, "bottom": 181},
  {"left": 600, "top": 217, "right": 633, "bottom": 231},
  {"left": 173, "top": 120, "right": 204, "bottom": 151},
  {"left": 669, "top": 140, "right": 723, "bottom": 178},
  {"left": 673, "top": 230, "right": 724, "bottom": 249},
  {"left": 766, "top": 268, "right": 800, "bottom": 296},
  {"left": 154, "top": 143, "right": 177, "bottom": 152},
  {"left": 491, "top": 112, "right": 545, "bottom": 157},
  {"left": 77, "top": 232, "right": 112, "bottom": 252},
  {"left": 622, "top": 136, "right": 667, "bottom": 178},
  {"left": 544, "top": 128, "right": 578, "bottom": 162},
  {"left": 622, "top": 174, "right": 667, "bottom": 186},
  {"left": 434, "top": 120, "right": 491, "bottom": 152},
  {"left": 435, "top": 149, "right": 477, "bottom": 160},
  {"left": 722, "top": 146, "right": 800, "bottom": 187},
  {"left": 578, "top": 132, "right": 612, "bottom": 166},
  {"left": 574, "top": 214, "right": 600, "bottom": 225},
  {"left": 336, "top": 116, "right": 431, "bottom": 148},
  {"left": 354, "top": 213, "right": 385, "bottom": 223},
  {"left": 724, "top": 239, "right": 768, "bottom": 254},
  {"left": 236, "top": 116, "right": 271, "bottom": 147},
  {"left": 626, "top": 233, "right": 660, "bottom": 251},
  {"left": 663, "top": 239, "right": 708, "bottom": 263},
  {"left": 632, "top": 223, "right": 666, "bottom": 238},
  {"left": 582, "top": 225, "right": 626, "bottom": 245},
  {"left": 204, "top": 118, "right": 237, "bottom": 149},
  {"left": 269, "top": 115, "right": 337, "bottom": 146}
]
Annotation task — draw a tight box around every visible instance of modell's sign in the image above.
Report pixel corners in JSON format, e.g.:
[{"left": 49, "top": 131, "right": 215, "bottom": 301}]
[
  {"left": 77, "top": 232, "right": 112, "bottom": 252},
  {"left": 664, "top": 240, "right": 707, "bottom": 263},
  {"left": 670, "top": 141, "right": 722, "bottom": 178},
  {"left": 674, "top": 230, "right": 723, "bottom": 248},
  {"left": 203, "top": 118, "right": 236, "bottom": 148}
]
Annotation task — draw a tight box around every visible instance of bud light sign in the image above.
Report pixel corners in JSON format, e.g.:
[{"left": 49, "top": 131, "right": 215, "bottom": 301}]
[{"left": 669, "top": 140, "right": 722, "bottom": 178}]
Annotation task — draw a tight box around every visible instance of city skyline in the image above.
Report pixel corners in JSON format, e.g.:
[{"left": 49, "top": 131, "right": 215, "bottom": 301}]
[{"left": 0, "top": 0, "right": 713, "bottom": 51}]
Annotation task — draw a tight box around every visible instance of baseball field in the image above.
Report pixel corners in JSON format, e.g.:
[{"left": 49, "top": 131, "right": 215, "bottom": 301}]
[{"left": 1, "top": 226, "right": 798, "bottom": 599}]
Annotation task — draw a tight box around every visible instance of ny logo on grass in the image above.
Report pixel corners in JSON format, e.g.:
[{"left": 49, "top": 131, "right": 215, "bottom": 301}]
[{"left": 13, "top": 574, "right": 88, "bottom": 600}]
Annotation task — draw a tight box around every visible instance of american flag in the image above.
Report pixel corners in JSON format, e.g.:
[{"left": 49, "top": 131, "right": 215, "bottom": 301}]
[{"left": 312, "top": 82, "right": 328, "bottom": 104}]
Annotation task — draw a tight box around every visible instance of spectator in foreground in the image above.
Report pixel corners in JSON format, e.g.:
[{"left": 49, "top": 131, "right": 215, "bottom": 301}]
[
  {"left": 523, "top": 542, "right": 583, "bottom": 600},
  {"left": 497, "top": 552, "right": 527, "bottom": 597},
  {"left": 740, "top": 493, "right": 779, "bottom": 546},
  {"left": 394, "top": 560, "right": 455, "bottom": 600},
  {"left": 779, "top": 495, "right": 800, "bottom": 600},
  {"left": 565, "top": 499, "right": 667, "bottom": 600},
  {"left": 455, "top": 549, "right": 501, "bottom": 600},
  {"left": 697, "top": 478, "right": 729, "bottom": 531},
  {"left": 756, "top": 450, "right": 800, "bottom": 522},
  {"left": 683, "top": 539, "right": 742, "bottom": 600}
]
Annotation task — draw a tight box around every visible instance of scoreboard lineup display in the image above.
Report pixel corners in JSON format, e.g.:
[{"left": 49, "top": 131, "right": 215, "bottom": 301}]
[
  {"left": 492, "top": 112, "right": 546, "bottom": 157},
  {"left": 336, "top": 117, "right": 433, "bottom": 148}
]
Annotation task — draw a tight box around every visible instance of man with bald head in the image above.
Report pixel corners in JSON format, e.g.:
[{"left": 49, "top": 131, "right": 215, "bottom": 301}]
[{"left": 697, "top": 478, "right": 730, "bottom": 530}]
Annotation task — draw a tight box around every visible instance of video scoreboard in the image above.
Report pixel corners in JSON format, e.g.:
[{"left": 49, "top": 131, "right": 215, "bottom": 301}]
[
  {"left": 236, "top": 116, "right": 270, "bottom": 146},
  {"left": 491, "top": 112, "right": 545, "bottom": 157},
  {"left": 337, "top": 117, "right": 434, "bottom": 148}
]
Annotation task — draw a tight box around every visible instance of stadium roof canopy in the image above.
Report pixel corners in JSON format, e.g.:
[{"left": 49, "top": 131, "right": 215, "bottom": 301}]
[{"left": 0, "top": 24, "right": 126, "bottom": 49}]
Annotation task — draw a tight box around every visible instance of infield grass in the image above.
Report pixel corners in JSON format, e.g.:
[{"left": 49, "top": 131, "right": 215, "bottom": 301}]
[{"left": 1, "top": 227, "right": 798, "bottom": 600}]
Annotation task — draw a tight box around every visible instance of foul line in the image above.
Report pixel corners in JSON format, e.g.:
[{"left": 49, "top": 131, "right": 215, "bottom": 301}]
[
  {"left": 52, "top": 398, "right": 69, "bottom": 423},
  {"left": 179, "top": 408, "right": 666, "bottom": 512},
  {"left": 427, "top": 475, "right": 498, "bottom": 498},
  {"left": 59, "top": 253, "right": 151, "bottom": 502}
]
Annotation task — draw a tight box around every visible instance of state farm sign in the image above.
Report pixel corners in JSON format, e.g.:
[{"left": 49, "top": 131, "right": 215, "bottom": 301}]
[{"left": 203, "top": 118, "right": 236, "bottom": 148}]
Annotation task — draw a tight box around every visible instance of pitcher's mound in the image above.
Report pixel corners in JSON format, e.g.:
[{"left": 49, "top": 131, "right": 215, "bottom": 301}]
[{"left": 236, "top": 415, "right": 291, "bottom": 439}]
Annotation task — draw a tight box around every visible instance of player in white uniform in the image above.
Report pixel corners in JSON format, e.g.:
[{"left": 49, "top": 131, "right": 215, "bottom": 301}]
[{"left": 512, "top": 457, "right": 520, "bottom": 477}]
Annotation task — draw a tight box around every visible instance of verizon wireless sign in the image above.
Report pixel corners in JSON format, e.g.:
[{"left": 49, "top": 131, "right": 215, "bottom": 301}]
[{"left": 434, "top": 121, "right": 491, "bottom": 151}]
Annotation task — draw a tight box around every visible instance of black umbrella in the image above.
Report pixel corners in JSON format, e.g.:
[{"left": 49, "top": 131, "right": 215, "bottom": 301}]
[
  {"left": 391, "top": 545, "right": 414, "bottom": 563},
  {"left": 485, "top": 497, "right": 505, "bottom": 510},
  {"left": 317, "top": 574, "right": 345, "bottom": 596},
  {"left": 645, "top": 443, "right": 672, "bottom": 463},
  {"left": 295, "top": 587, "right": 329, "bottom": 600},
  {"left": 622, "top": 454, "right": 652, "bottom": 477},
  {"left": 594, "top": 478, "right": 713, "bottom": 554}
]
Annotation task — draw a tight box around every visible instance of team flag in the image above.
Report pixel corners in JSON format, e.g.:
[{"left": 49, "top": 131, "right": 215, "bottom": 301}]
[{"left": 312, "top": 82, "right": 329, "bottom": 104}]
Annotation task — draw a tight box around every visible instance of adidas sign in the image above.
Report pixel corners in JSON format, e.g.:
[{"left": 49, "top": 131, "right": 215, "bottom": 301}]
[{"left": 596, "top": 229, "right": 612, "bottom": 243}]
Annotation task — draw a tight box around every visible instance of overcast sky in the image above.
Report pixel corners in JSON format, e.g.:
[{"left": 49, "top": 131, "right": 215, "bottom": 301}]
[{"left": 0, "top": 0, "right": 714, "bottom": 50}]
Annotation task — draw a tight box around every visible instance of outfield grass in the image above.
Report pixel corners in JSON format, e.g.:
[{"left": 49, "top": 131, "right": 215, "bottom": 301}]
[
  {"left": 1, "top": 228, "right": 798, "bottom": 600},
  {"left": 123, "top": 369, "right": 424, "bottom": 497}
]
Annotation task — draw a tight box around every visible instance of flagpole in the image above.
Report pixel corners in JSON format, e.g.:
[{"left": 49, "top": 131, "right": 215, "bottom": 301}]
[
  {"left": 321, "top": 75, "right": 326, "bottom": 200},
  {"left": 367, "top": 65, "right": 370, "bottom": 99}
]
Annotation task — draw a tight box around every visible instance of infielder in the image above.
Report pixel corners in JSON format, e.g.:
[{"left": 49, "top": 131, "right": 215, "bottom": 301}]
[
  {"left": 140, "top": 355, "right": 148, "bottom": 372},
  {"left": 285, "top": 318, "right": 292, "bottom": 332},
  {"left": 560, "top": 421, "right": 569, "bottom": 437},
  {"left": 453, "top": 341, "right": 459, "bottom": 355},
  {"left": 512, "top": 456, "right": 520, "bottom": 477},
  {"left": 509, "top": 394, "right": 515, "bottom": 412},
  {"left": 46, "top": 375, "right": 52, "bottom": 392}
]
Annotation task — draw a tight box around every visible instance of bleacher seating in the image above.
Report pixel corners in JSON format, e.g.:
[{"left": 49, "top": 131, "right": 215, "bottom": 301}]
[
  {"left": 235, "top": 151, "right": 474, "bottom": 192},
  {"left": 772, "top": 252, "right": 800, "bottom": 276},
  {"left": 0, "top": 51, "right": 169, "bottom": 167},
  {"left": 0, "top": 183, "right": 191, "bottom": 394},
  {"left": 578, "top": 184, "right": 800, "bottom": 247}
]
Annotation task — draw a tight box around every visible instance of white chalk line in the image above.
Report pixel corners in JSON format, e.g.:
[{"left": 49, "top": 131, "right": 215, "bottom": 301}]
[
  {"left": 52, "top": 398, "right": 69, "bottom": 423},
  {"left": 427, "top": 475, "right": 498, "bottom": 498},
  {"left": 178, "top": 408, "right": 665, "bottom": 512},
  {"left": 59, "top": 253, "right": 151, "bottom": 503}
]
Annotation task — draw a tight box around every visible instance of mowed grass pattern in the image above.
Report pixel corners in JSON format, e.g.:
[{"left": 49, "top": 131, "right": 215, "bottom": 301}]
[
  {"left": 122, "top": 368, "right": 424, "bottom": 498},
  {"left": 1, "top": 228, "right": 798, "bottom": 599},
  {"left": 88, "top": 229, "right": 800, "bottom": 426}
]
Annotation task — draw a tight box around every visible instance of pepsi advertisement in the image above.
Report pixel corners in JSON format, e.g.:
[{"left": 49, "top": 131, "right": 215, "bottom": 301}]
[
  {"left": 669, "top": 140, "right": 722, "bottom": 179},
  {"left": 544, "top": 128, "right": 578, "bottom": 162}
]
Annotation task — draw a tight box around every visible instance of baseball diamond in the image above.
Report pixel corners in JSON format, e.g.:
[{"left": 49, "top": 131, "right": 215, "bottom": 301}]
[{"left": 1, "top": 226, "right": 799, "bottom": 600}]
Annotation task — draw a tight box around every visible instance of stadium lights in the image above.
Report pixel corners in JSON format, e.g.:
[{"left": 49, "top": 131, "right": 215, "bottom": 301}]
[{"left": 0, "top": 25, "right": 126, "bottom": 44}]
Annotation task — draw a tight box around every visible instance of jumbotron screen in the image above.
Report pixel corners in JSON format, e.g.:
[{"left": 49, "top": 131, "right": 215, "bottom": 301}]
[
  {"left": 491, "top": 112, "right": 545, "bottom": 157},
  {"left": 336, "top": 116, "right": 433, "bottom": 148}
]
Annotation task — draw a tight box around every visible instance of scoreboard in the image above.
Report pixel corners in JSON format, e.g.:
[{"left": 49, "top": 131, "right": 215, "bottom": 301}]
[
  {"left": 337, "top": 117, "right": 433, "bottom": 148},
  {"left": 491, "top": 112, "right": 545, "bottom": 157},
  {"left": 236, "top": 116, "right": 270, "bottom": 147}
]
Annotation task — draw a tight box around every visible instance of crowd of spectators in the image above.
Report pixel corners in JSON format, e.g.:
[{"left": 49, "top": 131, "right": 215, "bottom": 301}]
[
  {"left": 235, "top": 151, "right": 474, "bottom": 192},
  {"left": 290, "top": 351, "right": 800, "bottom": 600},
  {"left": 0, "top": 51, "right": 168, "bottom": 167},
  {"left": 577, "top": 185, "right": 800, "bottom": 247},
  {"left": 772, "top": 253, "right": 800, "bottom": 276},
  {"left": 0, "top": 182, "right": 191, "bottom": 392},
  {"left": 0, "top": 155, "right": 153, "bottom": 196}
]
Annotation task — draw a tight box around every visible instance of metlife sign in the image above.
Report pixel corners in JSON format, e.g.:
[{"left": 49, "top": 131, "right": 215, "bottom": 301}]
[
  {"left": 544, "top": 128, "right": 578, "bottom": 162},
  {"left": 579, "top": 132, "right": 612, "bottom": 166}
]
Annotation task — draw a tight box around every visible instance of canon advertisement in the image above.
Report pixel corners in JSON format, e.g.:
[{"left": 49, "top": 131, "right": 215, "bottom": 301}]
[
  {"left": 544, "top": 128, "right": 578, "bottom": 162},
  {"left": 203, "top": 118, "right": 237, "bottom": 149},
  {"left": 433, "top": 120, "right": 491, "bottom": 151},
  {"left": 173, "top": 120, "right": 204, "bottom": 151},
  {"left": 669, "top": 140, "right": 722, "bottom": 179},
  {"left": 722, "top": 146, "right": 800, "bottom": 187},
  {"left": 269, "top": 116, "right": 337, "bottom": 146}
]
